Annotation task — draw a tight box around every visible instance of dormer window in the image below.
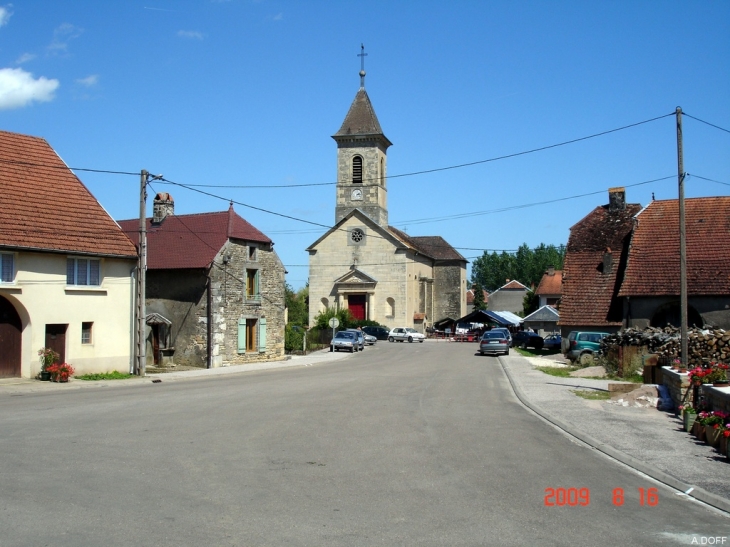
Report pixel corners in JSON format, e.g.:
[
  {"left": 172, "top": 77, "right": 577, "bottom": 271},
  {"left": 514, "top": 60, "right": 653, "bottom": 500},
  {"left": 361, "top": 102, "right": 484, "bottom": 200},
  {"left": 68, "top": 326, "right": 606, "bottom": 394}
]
[{"left": 352, "top": 156, "right": 363, "bottom": 183}]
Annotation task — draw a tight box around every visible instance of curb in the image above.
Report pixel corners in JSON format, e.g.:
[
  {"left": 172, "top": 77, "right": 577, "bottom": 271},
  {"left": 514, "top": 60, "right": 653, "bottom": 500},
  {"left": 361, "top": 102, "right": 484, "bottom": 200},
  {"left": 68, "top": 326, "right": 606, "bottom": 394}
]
[{"left": 499, "top": 356, "right": 730, "bottom": 514}]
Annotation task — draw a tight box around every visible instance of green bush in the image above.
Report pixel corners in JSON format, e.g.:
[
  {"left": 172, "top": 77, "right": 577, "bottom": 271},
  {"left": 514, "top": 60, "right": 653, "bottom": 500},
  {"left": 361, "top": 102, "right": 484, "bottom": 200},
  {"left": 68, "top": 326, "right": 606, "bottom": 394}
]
[{"left": 285, "top": 324, "right": 305, "bottom": 353}]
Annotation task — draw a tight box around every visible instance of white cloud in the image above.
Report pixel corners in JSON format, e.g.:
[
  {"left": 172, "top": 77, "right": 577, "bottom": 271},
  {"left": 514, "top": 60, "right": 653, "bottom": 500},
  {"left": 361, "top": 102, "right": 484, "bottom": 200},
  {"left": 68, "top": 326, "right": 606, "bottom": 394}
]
[
  {"left": 15, "top": 52, "right": 36, "bottom": 64},
  {"left": 0, "top": 5, "right": 12, "bottom": 27},
  {"left": 75, "top": 74, "right": 98, "bottom": 87},
  {"left": 272, "top": 12, "right": 283, "bottom": 21},
  {"left": 177, "top": 30, "right": 203, "bottom": 40},
  {"left": 0, "top": 67, "right": 59, "bottom": 110},
  {"left": 48, "top": 23, "right": 83, "bottom": 55}
]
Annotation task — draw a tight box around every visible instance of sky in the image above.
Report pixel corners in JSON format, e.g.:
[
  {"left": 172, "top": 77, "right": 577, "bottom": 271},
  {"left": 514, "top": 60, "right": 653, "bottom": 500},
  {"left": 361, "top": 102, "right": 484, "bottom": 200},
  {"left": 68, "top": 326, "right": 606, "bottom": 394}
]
[{"left": 1, "top": 1, "right": 728, "bottom": 290}]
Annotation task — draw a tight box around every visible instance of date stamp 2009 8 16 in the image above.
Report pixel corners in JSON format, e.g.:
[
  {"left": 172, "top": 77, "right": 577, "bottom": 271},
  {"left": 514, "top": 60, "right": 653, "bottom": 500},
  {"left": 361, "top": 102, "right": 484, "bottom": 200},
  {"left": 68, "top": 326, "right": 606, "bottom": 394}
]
[{"left": 543, "top": 487, "right": 658, "bottom": 507}]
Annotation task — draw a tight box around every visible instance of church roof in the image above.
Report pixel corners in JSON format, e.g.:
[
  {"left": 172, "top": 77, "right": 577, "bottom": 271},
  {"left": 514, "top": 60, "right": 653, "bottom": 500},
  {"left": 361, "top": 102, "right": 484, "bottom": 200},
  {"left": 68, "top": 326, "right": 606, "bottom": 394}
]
[
  {"left": 388, "top": 228, "right": 467, "bottom": 262},
  {"left": 333, "top": 88, "right": 390, "bottom": 143}
]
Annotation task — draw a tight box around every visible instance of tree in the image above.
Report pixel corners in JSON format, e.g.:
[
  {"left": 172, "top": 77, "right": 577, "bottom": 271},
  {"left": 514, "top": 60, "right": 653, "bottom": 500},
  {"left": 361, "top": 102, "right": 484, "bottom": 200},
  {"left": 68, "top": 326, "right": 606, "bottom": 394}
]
[
  {"left": 522, "top": 289, "right": 539, "bottom": 317},
  {"left": 471, "top": 243, "right": 566, "bottom": 292},
  {"left": 285, "top": 284, "right": 308, "bottom": 326},
  {"left": 472, "top": 282, "right": 486, "bottom": 311}
]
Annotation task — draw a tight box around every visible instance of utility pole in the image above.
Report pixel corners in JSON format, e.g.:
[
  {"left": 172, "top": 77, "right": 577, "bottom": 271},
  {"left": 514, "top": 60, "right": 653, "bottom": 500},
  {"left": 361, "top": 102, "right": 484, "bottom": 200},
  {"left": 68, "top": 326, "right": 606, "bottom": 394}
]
[
  {"left": 136, "top": 170, "right": 149, "bottom": 376},
  {"left": 676, "top": 107, "right": 688, "bottom": 368}
]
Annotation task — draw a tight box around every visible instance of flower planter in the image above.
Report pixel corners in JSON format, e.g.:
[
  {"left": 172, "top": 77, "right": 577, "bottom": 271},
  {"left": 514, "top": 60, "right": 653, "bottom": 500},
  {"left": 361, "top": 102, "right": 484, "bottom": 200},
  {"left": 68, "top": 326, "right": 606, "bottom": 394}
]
[
  {"left": 720, "top": 435, "right": 730, "bottom": 456},
  {"left": 683, "top": 411, "right": 697, "bottom": 432},
  {"left": 713, "top": 382, "right": 730, "bottom": 387},
  {"left": 692, "top": 421, "right": 706, "bottom": 442},
  {"left": 706, "top": 426, "right": 723, "bottom": 448},
  {"left": 39, "top": 371, "right": 51, "bottom": 381}
]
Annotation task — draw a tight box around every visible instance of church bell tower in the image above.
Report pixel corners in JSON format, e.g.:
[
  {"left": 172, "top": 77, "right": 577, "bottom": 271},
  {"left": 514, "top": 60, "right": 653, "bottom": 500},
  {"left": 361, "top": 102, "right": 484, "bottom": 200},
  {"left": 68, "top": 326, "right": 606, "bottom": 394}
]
[{"left": 333, "top": 45, "right": 392, "bottom": 227}]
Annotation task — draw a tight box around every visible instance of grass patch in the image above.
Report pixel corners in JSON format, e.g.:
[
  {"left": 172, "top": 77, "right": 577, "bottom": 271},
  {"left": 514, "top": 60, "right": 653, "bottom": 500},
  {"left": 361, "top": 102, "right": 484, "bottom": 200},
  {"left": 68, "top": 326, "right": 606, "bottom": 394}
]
[
  {"left": 572, "top": 389, "right": 611, "bottom": 400},
  {"left": 76, "top": 371, "right": 134, "bottom": 381},
  {"left": 535, "top": 366, "right": 580, "bottom": 378},
  {"left": 514, "top": 347, "right": 562, "bottom": 357}
]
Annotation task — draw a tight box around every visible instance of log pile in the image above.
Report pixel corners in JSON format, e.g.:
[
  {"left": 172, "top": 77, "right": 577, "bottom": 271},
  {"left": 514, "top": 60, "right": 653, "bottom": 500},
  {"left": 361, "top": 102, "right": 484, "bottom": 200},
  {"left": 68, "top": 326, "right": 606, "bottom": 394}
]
[{"left": 601, "top": 326, "right": 730, "bottom": 368}]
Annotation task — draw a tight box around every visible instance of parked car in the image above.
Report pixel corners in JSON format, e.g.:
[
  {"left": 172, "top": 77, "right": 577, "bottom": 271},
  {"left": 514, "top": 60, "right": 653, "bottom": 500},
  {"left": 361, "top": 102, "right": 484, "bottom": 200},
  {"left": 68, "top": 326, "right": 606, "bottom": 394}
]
[
  {"left": 488, "top": 327, "right": 512, "bottom": 347},
  {"left": 362, "top": 326, "right": 390, "bottom": 340},
  {"left": 512, "top": 330, "right": 544, "bottom": 350},
  {"left": 479, "top": 331, "right": 510, "bottom": 356},
  {"left": 331, "top": 331, "right": 357, "bottom": 353},
  {"left": 344, "top": 329, "right": 365, "bottom": 351},
  {"left": 543, "top": 334, "right": 562, "bottom": 350},
  {"left": 388, "top": 327, "right": 426, "bottom": 343},
  {"left": 564, "top": 331, "right": 609, "bottom": 364},
  {"left": 363, "top": 333, "right": 377, "bottom": 345}
]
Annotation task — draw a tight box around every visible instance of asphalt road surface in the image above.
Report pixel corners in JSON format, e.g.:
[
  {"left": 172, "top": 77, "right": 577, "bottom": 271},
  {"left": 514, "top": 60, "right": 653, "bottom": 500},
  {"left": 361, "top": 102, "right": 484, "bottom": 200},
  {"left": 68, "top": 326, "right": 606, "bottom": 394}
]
[{"left": 1, "top": 342, "right": 727, "bottom": 546}]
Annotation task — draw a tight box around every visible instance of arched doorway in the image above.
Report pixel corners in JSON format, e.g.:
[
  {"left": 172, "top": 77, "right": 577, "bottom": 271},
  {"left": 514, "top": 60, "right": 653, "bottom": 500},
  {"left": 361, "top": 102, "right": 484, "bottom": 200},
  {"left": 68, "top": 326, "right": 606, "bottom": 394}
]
[
  {"left": 650, "top": 301, "right": 704, "bottom": 329},
  {"left": 0, "top": 295, "right": 21, "bottom": 378}
]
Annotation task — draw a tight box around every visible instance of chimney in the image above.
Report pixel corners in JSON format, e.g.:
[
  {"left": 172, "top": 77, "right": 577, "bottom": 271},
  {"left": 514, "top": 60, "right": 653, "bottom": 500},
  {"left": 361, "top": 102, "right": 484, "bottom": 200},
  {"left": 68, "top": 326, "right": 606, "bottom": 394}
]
[
  {"left": 608, "top": 187, "right": 626, "bottom": 212},
  {"left": 153, "top": 192, "right": 174, "bottom": 224},
  {"left": 547, "top": 266, "right": 555, "bottom": 276}
]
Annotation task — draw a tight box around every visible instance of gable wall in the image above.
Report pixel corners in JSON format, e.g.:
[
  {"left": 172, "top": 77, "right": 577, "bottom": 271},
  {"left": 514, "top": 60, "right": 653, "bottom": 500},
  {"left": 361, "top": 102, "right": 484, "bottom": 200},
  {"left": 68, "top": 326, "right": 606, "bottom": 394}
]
[{"left": 309, "top": 217, "right": 409, "bottom": 327}]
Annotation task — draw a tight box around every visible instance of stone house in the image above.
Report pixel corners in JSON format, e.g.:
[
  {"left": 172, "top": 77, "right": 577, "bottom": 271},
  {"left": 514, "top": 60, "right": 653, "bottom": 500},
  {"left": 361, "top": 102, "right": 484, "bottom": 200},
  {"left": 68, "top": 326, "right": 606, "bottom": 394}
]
[
  {"left": 484, "top": 280, "right": 530, "bottom": 315},
  {"left": 618, "top": 196, "right": 730, "bottom": 330},
  {"left": 307, "top": 67, "right": 466, "bottom": 331},
  {"left": 0, "top": 130, "right": 138, "bottom": 378},
  {"left": 559, "top": 189, "right": 730, "bottom": 337},
  {"left": 120, "top": 196, "right": 285, "bottom": 368},
  {"left": 558, "top": 187, "right": 641, "bottom": 337}
]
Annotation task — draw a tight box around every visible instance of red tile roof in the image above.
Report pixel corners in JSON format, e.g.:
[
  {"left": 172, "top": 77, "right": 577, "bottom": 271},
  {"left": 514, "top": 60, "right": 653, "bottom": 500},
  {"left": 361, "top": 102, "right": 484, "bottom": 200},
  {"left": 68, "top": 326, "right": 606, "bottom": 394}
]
[
  {"left": 466, "top": 288, "right": 489, "bottom": 305},
  {"left": 559, "top": 203, "right": 642, "bottom": 327},
  {"left": 500, "top": 280, "right": 529, "bottom": 290},
  {"left": 0, "top": 130, "right": 137, "bottom": 258},
  {"left": 119, "top": 205, "right": 271, "bottom": 270},
  {"left": 619, "top": 197, "right": 730, "bottom": 296},
  {"left": 535, "top": 270, "right": 563, "bottom": 296}
]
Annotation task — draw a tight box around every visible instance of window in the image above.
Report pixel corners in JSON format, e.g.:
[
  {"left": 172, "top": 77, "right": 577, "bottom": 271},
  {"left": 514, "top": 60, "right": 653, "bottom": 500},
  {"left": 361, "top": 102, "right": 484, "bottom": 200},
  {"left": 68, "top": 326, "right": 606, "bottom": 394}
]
[
  {"left": 380, "top": 157, "right": 384, "bottom": 186},
  {"left": 352, "top": 156, "right": 363, "bottom": 183},
  {"left": 81, "top": 322, "right": 93, "bottom": 344},
  {"left": 246, "top": 269, "right": 260, "bottom": 301},
  {"left": 237, "top": 317, "right": 267, "bottom": 354},
  {"left": 248, "top": 245, "right": 257, "bottom": 261},
  {"left": 320, "top": 297, "right": 329, "bottom": 313},
  {"left": 67, "top": 258, "right": 100, "bottom": 286},
  {"left": 386, "top": 297, "right": 395, "bottom": 318},
  {"left": 0, "top": 253, "right": 14, "bottom": 283},
  {"left": 351, "top": 229, "right": 364, "bottom": 243}
]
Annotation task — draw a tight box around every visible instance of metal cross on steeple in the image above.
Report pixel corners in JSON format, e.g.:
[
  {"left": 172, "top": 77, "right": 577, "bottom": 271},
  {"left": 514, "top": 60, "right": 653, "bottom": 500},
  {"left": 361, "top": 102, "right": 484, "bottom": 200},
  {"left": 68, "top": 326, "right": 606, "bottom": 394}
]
[{"left": 358, "top": 43, "right": 367, "bottom": 88}]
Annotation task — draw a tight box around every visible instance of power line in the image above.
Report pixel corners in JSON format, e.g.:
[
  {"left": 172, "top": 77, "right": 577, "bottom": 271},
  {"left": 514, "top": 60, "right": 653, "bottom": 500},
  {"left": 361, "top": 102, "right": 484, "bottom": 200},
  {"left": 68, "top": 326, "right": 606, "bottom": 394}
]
[
  {"left": 153, "top": 111, "right": 678, "bottom": 189},
  {"left": 683, "top": 114, "right": 730, "bottom": 135},
  {"left": 687, "top": 173, "right": 730, "bottom": 187}
]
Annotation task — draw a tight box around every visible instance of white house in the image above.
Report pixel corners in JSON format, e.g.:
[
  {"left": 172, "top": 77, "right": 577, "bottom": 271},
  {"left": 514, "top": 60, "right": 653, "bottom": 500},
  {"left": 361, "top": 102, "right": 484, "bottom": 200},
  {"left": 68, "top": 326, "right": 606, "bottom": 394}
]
[{"left": 0, "top": 130, "right": 138, "bottom": 378}]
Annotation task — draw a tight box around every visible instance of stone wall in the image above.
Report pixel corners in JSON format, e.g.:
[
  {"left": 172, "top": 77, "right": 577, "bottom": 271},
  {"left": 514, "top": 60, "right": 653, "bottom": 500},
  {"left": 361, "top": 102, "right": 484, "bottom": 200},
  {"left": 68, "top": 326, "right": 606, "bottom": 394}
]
[
  {"left": 662, "top": 367, "right": 691, "bottom": 409},
  {"left": 433, "top": 261, "right": 465, "bottom": 323},
  {"left": 145, "top": 240, "right": 285, "bottom": 368}
]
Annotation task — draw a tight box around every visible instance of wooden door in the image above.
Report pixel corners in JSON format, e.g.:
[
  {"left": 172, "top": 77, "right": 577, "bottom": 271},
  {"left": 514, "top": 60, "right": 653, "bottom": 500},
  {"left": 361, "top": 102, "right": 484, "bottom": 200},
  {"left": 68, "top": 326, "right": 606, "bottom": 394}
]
[
  {"left": 348, "top": 294, "right": 366, "bottom": 321},
  {"left": 45, "top": 324, "right": 67, "bottom": 365},
  {"left": 0, "top": 296, "right": 21, "bottom": 378}
]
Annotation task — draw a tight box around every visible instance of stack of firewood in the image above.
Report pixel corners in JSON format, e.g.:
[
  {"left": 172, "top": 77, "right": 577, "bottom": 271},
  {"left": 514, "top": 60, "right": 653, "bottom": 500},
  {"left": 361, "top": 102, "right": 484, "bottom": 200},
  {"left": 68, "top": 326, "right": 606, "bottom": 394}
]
[{"left": 601, "top": 326, "right": 730, "bottom": 368}]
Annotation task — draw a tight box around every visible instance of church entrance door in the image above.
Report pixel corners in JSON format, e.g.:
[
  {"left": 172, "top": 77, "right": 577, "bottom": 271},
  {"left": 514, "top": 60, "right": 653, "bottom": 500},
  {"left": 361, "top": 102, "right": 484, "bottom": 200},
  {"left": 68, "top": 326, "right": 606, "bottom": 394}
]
[{"left": 348, "top": 294, "right": 366, "bottom": 321}]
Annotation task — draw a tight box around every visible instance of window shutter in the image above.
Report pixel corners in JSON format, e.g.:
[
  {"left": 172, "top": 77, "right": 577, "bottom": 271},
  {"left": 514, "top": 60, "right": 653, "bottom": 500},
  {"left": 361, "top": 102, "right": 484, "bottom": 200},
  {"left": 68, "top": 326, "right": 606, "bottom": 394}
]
[
  {"left": 255, "top": 270, "right": 260, "bottom": 296},
  {"left": 258, "top": 318, "right": 267, "bottom": 352},
  {"left": 237, "top": 318, "right": 246, "bottom": 354}
]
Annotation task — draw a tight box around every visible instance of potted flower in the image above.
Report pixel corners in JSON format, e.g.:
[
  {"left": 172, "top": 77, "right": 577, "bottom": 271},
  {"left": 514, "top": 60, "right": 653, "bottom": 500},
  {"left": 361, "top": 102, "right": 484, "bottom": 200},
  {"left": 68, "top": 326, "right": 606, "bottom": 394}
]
[
  {"left": 679, "top": 404, "right": 697, "bottom": 432},
  {"left": 698, "top": 411, "right": 728, "bottom": 447},
  {"left": 47, "top": 362, "right": 75, "bottom": 383},
  {"left": 37, "top": 347, "right": 60, "bottom": 381},
  {"left": 709, "top": 363, "right": 730, "bottom": 387}
]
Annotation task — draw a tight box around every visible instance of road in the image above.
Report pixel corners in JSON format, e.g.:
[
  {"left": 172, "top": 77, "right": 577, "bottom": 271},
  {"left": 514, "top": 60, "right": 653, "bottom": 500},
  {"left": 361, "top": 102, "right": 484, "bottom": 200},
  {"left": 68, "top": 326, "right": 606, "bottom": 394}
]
[{"left": 1, "top": 341, "right": 727, "bottom": 546}]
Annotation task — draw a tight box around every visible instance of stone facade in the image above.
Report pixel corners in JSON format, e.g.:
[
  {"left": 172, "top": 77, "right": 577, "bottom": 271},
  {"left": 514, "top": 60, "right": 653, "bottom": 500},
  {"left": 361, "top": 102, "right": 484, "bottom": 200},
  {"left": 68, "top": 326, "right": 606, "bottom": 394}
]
[
  {"left": 145, "top": 239, "right": 285, "bottom": 368},
  {"left": 307, "top": 79, "right": 466, "bottom": 331}
]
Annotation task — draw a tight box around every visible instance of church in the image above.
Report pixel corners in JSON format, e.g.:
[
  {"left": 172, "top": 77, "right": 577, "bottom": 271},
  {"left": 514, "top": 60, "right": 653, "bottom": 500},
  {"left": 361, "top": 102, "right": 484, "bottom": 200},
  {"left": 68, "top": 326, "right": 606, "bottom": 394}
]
[{"left": 306, "top": 56, "right": 466, "bottom": 332}]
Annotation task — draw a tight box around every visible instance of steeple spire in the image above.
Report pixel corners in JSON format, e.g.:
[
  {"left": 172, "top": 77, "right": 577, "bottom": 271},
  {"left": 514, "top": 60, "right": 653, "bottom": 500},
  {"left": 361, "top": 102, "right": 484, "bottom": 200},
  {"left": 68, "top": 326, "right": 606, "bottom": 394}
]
[{"left": 358, "top": 43, "right": 367, "bottom": 88}]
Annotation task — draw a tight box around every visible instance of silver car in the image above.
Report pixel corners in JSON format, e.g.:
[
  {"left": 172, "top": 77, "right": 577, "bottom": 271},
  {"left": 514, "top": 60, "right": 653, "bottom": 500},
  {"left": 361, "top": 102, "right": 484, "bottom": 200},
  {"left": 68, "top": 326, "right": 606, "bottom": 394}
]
[
  {"left": 388, "top": 327, "right": 426, "bottom": 343},
  {"left": 331, "top": 331, "right": 357, "bottom": 353},
  {"left": 344, "top": 329, "right": 365, "bottom": 351}
]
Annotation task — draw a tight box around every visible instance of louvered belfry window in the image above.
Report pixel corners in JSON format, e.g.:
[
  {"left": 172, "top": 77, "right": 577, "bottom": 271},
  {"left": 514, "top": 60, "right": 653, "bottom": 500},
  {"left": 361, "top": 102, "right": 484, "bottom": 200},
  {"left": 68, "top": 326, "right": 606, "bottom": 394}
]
[{"left": 352, "top": 156, "right": 363, "bottom": 183}]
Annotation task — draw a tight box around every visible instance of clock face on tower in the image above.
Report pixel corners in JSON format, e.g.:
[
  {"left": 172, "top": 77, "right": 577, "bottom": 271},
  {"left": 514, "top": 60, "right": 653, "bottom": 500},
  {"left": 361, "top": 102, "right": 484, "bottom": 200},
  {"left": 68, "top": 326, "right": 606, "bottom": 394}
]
[{"left": 351, "top": 188, "right": 363, "bottom": 201}]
